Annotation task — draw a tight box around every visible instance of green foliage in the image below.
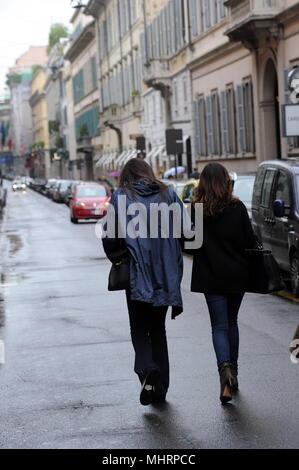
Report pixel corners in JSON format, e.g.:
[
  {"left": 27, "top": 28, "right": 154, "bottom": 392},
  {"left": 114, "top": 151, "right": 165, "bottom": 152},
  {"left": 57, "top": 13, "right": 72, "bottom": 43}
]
[
  {"left": 55, "top": 136, "right": 64, "bottom": 149},
  {"left": 31, "top": 141, "right": 45, "bottom": 149},
  {"left": 6, "top": 73, "right": 22, "bottom": 87},
  {"left": 79, "top": 124, "right": 89, "bottom": 138},
  {"left": 48, "top": 23, "right": 68, "bottom": 54},
  {"left": 48, "top": 120, "right": 60, "bottom": 135},
  {"left": 32, "top": 65, "right": 43, "bottom": 76}
]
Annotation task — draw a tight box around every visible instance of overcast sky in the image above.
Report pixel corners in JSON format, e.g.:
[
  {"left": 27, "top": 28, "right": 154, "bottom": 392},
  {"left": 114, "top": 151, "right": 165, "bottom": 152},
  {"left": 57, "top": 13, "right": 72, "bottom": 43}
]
[{"left": 0, "top": 0, "right": 74, "bottom": 91}]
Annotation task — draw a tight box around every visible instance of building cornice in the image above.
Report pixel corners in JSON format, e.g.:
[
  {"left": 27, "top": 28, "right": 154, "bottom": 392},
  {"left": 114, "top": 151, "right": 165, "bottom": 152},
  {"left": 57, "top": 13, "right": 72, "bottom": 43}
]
[{"left": 64, "top": 20, "right": 95, "bottom": 63}]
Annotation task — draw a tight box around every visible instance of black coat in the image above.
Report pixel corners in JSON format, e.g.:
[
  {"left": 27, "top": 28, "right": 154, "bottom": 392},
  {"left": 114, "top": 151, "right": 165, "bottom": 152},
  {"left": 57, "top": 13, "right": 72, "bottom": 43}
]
[{"left": 191, "top": 200, "right": 256, "bottom": 293}]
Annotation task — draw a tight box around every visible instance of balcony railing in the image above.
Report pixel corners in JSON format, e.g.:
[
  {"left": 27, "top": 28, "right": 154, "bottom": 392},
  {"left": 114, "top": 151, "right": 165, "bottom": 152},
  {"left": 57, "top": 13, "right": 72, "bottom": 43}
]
[
  {"left": 225, "top": 0, "right": 284, "bottom": 43},
  {"left": 226, "top": 0, "right": 284, "bottom": 25},
  {"left": 143, "top": 59, "right": 171, "bottom": 89}
]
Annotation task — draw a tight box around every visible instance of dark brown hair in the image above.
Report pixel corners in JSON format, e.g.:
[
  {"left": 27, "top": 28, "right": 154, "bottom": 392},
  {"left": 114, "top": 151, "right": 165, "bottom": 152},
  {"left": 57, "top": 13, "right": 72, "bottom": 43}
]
[
  {"left": 194, "top": 162, "right": 237, "bottom": 216},
  {"left": 119, "top": 158, "right": 167, "bottom": 198}
]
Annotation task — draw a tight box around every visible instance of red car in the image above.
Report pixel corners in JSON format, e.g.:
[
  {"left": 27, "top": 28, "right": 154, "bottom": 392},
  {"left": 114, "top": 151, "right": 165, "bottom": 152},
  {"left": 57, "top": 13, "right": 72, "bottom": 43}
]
[{"left": 69, "top": 183, "right": 111, "bottom": 223}]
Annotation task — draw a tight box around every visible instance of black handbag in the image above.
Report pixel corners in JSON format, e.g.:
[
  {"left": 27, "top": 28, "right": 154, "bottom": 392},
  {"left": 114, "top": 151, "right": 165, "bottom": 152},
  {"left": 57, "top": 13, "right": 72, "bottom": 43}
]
[
  {"left": 245, "top": 248, "right": 285, "bottom": 294},
  {"left": 108, "top": 258, "right": 130, "bottom": 291}
]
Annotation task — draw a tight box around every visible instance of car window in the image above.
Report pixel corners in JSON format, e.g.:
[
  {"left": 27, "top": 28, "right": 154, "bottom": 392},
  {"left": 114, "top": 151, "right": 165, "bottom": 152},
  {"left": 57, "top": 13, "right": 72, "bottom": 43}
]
[
  {"left": 233, "top": 177, "right": 255, "bottom": 204},
  {"left": 274, "top": 172, "right": 290, "bottom": 207},
  {"left": 260, "top": 169, "right": 276, "bottom": 208},
  {"left": 76, "top": 186, "right": 107, "bottom": 198}
]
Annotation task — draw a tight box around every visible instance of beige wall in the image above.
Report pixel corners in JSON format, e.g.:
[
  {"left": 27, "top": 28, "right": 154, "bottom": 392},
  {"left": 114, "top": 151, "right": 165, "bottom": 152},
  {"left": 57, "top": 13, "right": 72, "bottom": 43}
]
[{"left": 31, "top": 69, "right": 49, "bottom": 148}]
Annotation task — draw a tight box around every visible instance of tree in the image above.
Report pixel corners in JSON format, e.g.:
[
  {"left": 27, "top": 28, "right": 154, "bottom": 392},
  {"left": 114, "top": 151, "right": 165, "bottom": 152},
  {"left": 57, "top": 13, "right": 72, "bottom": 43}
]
[{"left": 47, "top": 23, "right": 68, "bottom": 54}]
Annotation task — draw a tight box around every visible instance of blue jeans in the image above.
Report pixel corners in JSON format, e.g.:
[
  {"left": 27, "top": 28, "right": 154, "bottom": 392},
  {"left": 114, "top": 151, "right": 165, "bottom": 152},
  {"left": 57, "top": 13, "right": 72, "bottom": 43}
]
[{"left": 204, "top": 293, "right": 244, "bottom": 366}]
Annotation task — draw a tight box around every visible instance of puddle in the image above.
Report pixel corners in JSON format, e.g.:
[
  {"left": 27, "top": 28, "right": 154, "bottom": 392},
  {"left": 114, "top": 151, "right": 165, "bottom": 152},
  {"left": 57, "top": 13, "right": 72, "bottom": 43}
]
[
  {"left": 0, "top": 272, "right": 26, "bottom": 287},
  {"left": 0, "top": 295, "right": 4, "bottom": 328},
  {"left": 7, "top": 233, "right": 23, "bottom": 255}
]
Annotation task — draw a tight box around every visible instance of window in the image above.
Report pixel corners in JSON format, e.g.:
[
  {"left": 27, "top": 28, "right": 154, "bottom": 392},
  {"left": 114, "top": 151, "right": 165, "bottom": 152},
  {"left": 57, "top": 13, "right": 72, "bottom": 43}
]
[
  {"left": 284, "top": 68, "right": 299, "bottom": 149},
  {"left": 190, "top": 0, "right": 201, "bottom": 38},
  {"left": 206, "top": 92, "right": 221, "bottom": 155},
  {"left": 220, "top": 87, "right": 236, "bottom": 154},
  {"left": 77, "top": 186, "right": 108, "bottom": 198},
  {"left": 274, "top": 172, "right": 291, "bottom": 208},
  {"left": 193, "top": 97, "right": 207, "bottom": 157},
  {"left": 236, "top": 81, "right": 255, "bottom": 153},
  {"left": 261, "top": 169, "right": 276, "bottom": 207}
]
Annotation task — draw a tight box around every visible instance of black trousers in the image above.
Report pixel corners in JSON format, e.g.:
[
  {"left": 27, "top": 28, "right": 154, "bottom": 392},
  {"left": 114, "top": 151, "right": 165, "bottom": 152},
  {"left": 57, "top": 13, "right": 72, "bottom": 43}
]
[{"left": 126, "top": 291, "right": 169, "bottom": 397}]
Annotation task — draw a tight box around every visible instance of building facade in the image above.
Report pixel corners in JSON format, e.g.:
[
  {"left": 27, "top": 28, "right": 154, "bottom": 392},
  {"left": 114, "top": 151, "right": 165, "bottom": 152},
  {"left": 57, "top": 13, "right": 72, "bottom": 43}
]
[
  {"left": 85, "top": 0, "right": 143, "bottom": 175},
  {"left": 191, "top": 0, "right": 299, "bottom": 173},
  {"left": 64, "top": 8, "right": 100, "bottom": 181},
  {"left": 29, "top": 68, "right": 50, "bottom": 178}
]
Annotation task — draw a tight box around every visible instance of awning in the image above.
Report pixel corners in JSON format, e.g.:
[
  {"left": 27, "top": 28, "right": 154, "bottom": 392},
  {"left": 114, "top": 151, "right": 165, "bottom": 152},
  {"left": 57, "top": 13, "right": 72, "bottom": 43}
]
[
  {"left": 117, "top": 150, "right": 132, "bottom": 167},
  {"left": 122, "top": 148, "right": 137, "bottom": 164},
  {"left": 146, "top": 145, "right": 165, "bottom": 163},
  {"left": 95, "top": 153, "right": 109, "bottom": 167},
  {"left": 114, "top": 150, "right": 128, "bottom": 166},
  {"left": 104, "top": 152, "right": 118, "bottom": 168}
]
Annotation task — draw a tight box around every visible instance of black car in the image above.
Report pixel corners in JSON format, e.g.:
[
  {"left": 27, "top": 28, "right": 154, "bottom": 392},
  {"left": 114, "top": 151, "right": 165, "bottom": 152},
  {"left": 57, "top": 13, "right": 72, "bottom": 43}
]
[
  {"left": 52, "top": 180, "right": 72, "bottom": 203},
  {"left": 252, "top": 159, "right": 299, "bottom": 296},
  {"left": 44, "top": 179, "right": 57, "bottom": 198},
  {"left": 64, "top": 180, "right": 81, "bottom": 205}
]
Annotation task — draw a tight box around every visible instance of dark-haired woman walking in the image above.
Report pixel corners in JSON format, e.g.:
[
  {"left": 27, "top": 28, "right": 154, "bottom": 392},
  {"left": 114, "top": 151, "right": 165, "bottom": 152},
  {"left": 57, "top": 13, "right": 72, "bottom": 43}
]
[
  {"left": 102, "top": 158, "right": 187, "bottom": 406},
  {"left": 191, "top": 163, "right": 256, "bottom": 404}
]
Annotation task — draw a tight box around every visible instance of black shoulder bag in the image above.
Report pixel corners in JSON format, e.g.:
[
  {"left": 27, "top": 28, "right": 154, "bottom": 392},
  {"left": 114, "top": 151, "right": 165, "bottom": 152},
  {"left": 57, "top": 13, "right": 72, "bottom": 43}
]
[{"left": 245, "top": 245, "right": 285, "bottom": 294}]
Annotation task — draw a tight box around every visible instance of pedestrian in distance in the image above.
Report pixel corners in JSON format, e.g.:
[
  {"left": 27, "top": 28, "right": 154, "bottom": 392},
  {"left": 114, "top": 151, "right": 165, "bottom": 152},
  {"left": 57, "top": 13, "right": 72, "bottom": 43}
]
[
  {"left": 102, "top": 158, "right": 188, "bottom": 406},
  {"left": 190, "top": 162, "right": 256, "bottom": 404}
]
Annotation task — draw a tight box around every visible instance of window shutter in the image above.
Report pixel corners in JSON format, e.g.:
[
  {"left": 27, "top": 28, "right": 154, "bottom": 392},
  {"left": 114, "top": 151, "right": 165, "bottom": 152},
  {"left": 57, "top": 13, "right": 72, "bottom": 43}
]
[
  {"left": 206, "top": 95, "right": 214, "bottom": 155},
  {"left": 193, "top": 100, "right": 201, "bottom": 157},
  {"left": 217, "top": 0, "right": 226, "bottom": 19},
  {"left": 170, "top": 0, "right": 176, "bottom": 54},
  {"left": 236, "top": 84, "right": 246, "bottom": 152},
  {"left": 244, "top": 81, "right": 255, "bottom": 153},
  {"left": 220, "top": 90, "right": 229, "bottom": 154},
  {"left": 204, "top": 0, "right": 211, "bottom": 29},
  {"left": 191, "top": 0, "right": 198, "bottom": 38}
]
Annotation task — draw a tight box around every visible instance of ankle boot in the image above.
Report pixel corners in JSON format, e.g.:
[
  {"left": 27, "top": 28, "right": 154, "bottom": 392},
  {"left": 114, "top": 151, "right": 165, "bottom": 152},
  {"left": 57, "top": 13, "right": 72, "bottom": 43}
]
[
  {"left": 218, "top": 362, "right": 233, "bottom": 404},
  {"left": 231, "top": 364, "right": 239, "bottom": 392}
]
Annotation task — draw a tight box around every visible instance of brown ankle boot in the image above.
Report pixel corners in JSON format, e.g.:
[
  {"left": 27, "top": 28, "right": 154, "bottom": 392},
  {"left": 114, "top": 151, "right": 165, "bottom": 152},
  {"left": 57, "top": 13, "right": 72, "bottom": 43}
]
[
  {"left": 231, "top": 364, "right": 239, "bottom": 392},
  {"left": 218, "top": 362, "right": 233, "bottom": 404}
]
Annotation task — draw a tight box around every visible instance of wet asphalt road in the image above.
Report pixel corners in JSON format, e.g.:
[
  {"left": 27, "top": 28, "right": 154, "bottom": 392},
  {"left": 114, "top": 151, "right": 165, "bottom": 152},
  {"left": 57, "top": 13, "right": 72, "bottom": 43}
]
[{"left": 0, "top": 184, "right": 298, "bottom": 449}]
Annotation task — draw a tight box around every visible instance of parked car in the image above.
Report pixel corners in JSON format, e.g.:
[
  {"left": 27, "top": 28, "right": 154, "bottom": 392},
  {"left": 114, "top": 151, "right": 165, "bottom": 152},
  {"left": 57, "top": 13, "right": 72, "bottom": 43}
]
[
  {"left": 252, "top": 159, "right": 299, "bottom": 297},
  {"left": 162, "top": 179, "right": 186, "bottom": 200},
  {"left": 0, "top": 180, "right": 7, "bottom": 212},
  {"left": 52, "top": 180, "right": 73, "bottom": 203},
  {"left": 233, "top": 173, "right": 256, "bottom": 219},
  {"left": 44, "top": 179, "right": 58, "bottom": 198},
  {"left": 69, "top": 183, "right": 111, "bottom": 224},
  {"left": 181, "top": 179, "right": 199, "bottom": 205},
  {"left": 64, "top": 180, "right": 81, "bottom": 205}
]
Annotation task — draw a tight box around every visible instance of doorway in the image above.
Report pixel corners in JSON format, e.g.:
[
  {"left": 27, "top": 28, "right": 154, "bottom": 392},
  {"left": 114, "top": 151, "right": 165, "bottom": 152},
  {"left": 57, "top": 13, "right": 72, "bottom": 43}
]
[{"left": 262, "top": 59, "right": 281, "bottom": 159}]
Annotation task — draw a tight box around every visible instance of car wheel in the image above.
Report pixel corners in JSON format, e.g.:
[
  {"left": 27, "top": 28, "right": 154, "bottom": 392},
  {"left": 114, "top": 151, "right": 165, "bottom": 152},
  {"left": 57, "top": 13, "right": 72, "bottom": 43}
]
[
  {"left": 70, "top": 212, "right": 78, "bottom": 224},
  {"left": 290, "top": 254, "right": 299, "bottom": 298}
]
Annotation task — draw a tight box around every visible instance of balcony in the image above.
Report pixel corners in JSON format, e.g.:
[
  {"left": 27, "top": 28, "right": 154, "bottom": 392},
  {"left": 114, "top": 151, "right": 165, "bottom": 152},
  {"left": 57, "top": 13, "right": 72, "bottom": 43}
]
[
  {"left": 143, "top": 59, "right": 172, "bottom": 92},
  {"left": 225, "top": 0, "right": 284, "bottom": 47}
]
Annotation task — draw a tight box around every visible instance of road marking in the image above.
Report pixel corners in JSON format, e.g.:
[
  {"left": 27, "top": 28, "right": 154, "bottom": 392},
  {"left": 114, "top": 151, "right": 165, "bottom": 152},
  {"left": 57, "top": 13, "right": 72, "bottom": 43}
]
[
  {"left": 0, "top": 340, "right": 5, "bottom": 364},
  {"left": 276, "top": 291, "right": 299, "bottom": 303}
]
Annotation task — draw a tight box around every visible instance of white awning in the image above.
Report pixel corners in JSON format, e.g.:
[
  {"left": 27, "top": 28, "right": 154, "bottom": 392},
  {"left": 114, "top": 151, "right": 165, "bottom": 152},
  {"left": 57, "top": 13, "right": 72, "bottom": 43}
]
[
  {"left": 123, "top": 148, "right": 137, "bottom": 164},
  {"left": 117, "top": 150, "right": 132, "bottom": 167},
  {"left": 145, "top": 147, "right": 156, "bottom": 162},
  {"left": 104, "top": 152, "right": 118, "bottom": 168},
  {"left": 114, "top": 150, "right": 128, "bottom": 166},
  {"left": 146, "top": 145, "right": 165, "bottom": 164},
  {"left": 95, "top": 153, "right": 109, "bottom": 167}
]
